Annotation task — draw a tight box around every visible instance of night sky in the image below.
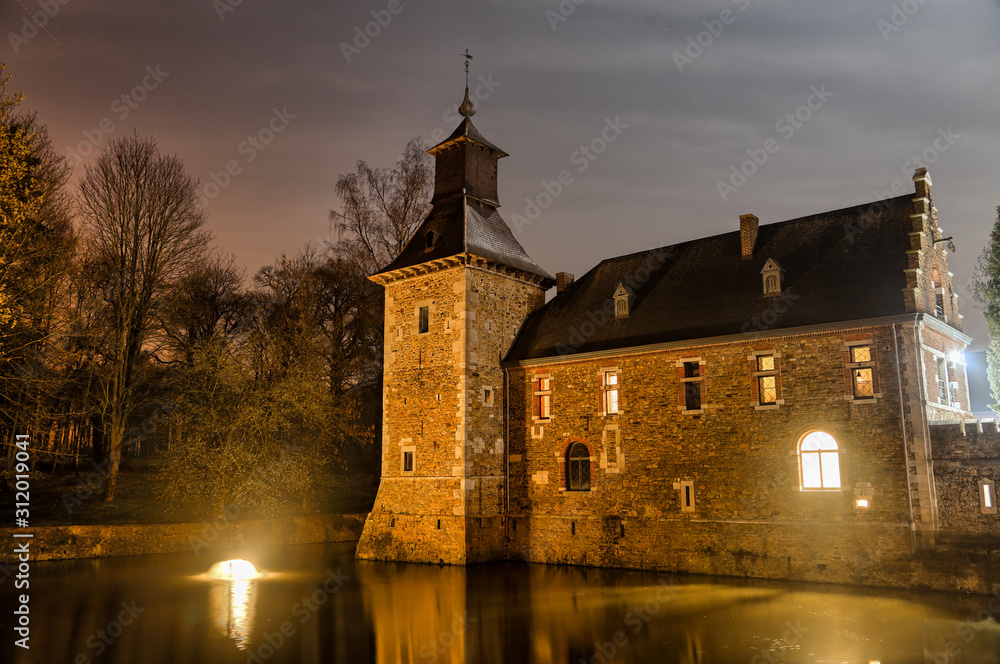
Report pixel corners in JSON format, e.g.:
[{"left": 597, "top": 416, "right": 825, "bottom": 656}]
[{"left": 3, "top": 0, "right": 998, "bottom": 349}]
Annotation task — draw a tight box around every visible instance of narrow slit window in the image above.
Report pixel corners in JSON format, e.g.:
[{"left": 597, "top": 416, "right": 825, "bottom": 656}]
[
  {"left": 418, "top": 306, "right": 429, "bottom": 334},
  {"left": 535, "top": 377, "right": 552, "bottom": 420},
  {"left": 603, "top": 370, "right": 619, "bottom": 414}
]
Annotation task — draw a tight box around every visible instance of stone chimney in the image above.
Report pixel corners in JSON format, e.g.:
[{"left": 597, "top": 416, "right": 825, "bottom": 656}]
[
  {"left": 913, "top": 167, "right": 932, "bottom": 200},
  {"left": 556, "top": 272, "right": 575, "bottom": 293},
  {"left": 740, "top": 214, "right": 759, "bottom": 260}
]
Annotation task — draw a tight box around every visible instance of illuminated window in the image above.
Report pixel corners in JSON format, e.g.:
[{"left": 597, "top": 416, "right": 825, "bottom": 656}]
[
  {"left": 603, "top": 370, "right": 619, "bottom": 414},
  {"left": 567, "top": 442, "right": 591, "bottom": 491},
  {"left": 482, "top": 386, "right": 494, "bottom": 406},
  {"left": 848, "top": 345, "right": 876, "bottom": 400},
  {"left": 799, "top": 431, "right": 841, "bottom": 490},
  {"left": 418, "top": 306, "right": 429, "bottom": 334},
  {"left": 534, "top": 376, "right": 552, "bottom": 420},
  {"left": 753, "top": 353, "right": 780, "bottom": 406},
  {"left": 980, "top": 479, "right": 997, "bottom": 515}
]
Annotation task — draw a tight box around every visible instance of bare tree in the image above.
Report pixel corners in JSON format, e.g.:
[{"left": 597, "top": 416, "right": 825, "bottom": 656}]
[
  {"left": 78, "top": 135, "right": 209, "bottom": 500},
  {"left": 329, "top": 137, "right": 432, "bottom": 273},
  {"left": 156, "top": 250, "right": 247, "bottom": 365}
]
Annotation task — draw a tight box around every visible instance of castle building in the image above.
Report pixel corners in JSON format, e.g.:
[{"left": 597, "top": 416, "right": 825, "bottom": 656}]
[{"left": 356, "top": 90, "right": 998, "bottom": 591}]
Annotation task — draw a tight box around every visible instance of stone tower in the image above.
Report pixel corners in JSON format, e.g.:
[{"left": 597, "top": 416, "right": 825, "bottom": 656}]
[{"left": 355, "top": 88, "right": 554, "bottom": 564}]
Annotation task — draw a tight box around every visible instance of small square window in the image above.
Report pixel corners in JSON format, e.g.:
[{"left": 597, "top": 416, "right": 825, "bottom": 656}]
[
  {"left": 853, "top": 367, "right": 874, "bottom": 399},
  {"left": 758, "top": 375, "right": 777, "bottom": 404},
  {"left": 757, "top": 355, "right": 775, "bottom": 372},
  {"left": 418, "top": 306, "right": 429, "bottom": 334},
  {"left": 850, "top": 346, "right": 871, "bottom": 363}
]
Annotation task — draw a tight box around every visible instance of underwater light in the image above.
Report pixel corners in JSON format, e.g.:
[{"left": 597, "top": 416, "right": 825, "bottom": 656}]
[{"left": 208, "top": 559, "right": 262, "bottom": 581}]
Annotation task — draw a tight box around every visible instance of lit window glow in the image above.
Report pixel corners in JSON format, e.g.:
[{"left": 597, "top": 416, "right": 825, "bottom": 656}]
[
  {"left": 985, "top": 484, "right": 994, "bottom": 509},
  {"left": 856, "top": 498, "right": 869, "bottom": 508},
  {"left": 800, "top": 432, "right": 841, "bottom": 489}
]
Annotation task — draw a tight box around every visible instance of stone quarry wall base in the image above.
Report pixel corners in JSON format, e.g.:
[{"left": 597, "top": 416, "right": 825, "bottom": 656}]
[{"left": 0, "top": 513, "right": 366, "bottom": 562}]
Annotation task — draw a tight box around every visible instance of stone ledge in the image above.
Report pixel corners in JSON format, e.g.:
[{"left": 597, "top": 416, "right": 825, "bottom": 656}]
[{"left": 0, "top": 513, "right": 366, "bottom": 562}]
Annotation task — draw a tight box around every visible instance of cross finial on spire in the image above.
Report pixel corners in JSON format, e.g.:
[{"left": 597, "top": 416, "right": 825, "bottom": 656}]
[{"left": 460, "top": 48, "right": 473, "bottom": 87}]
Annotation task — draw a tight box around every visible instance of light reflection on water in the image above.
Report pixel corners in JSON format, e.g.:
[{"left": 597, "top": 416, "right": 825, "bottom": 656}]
[
  {"left": 3, "top": 542, "right": 1000, "bottom": 664},
  {"left": 209, "top": 578, "right": 256, "bottom": 650}
]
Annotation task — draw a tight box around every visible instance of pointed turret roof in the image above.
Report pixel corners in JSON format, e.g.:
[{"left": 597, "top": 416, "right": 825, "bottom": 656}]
[{"left": 373, "top": 89, "right": 553, "bottom": 286}]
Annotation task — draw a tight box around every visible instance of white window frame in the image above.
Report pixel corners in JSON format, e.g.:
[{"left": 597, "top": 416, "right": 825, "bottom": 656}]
[
  {"left": 602, "top": 368, "right": 620, "bottom": 415},
  {"left": 798, "top": 431, "right": 843, "bottom": 491},
  {"left": 980, "top": 479, "right": 997, "bottom": 515},
  {"left": 533, "top": 375, "right": 552, "bottom": 421}
]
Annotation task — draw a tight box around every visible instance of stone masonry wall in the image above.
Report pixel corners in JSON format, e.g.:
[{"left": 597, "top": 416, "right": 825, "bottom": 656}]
[
  {"left": 357, "top": 262, "right": 545, "bottom": 564},
  {"left": 508, "top": 324, "right": 921, "bottom": 585},
  {"left": 931, "top": 420, "right": 1000, "bottom": 539}
]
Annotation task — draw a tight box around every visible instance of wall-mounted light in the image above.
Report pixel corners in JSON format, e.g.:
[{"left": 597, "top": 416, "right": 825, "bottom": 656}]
[{"left": 933, "top": 236, "right": 956, "bottom": 253}]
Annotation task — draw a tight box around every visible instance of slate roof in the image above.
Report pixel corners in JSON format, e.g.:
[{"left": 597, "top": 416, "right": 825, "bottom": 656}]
[
  {"left": 376, "top": 196, "right": 555, "bottom": 282},
  {"left": 505, "top": 195, "right": 915, "bottom": 362},
  {"left": 429, "top": 117, "right": 507, "bottom": 157}
]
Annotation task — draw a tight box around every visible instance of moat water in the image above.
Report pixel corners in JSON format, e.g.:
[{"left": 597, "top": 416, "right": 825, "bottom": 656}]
[{"left": 3, "top": 541, "right": 1000, "bottom": 663}]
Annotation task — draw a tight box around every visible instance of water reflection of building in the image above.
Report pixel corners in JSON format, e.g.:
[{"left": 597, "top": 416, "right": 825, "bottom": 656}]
[{"left": 356, "top": 85, "right": 999, "bottom": 594}]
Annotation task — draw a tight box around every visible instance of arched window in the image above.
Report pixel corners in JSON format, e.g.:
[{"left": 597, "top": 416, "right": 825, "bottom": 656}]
[
  {"left": 765, "top": 274, "right": 778, "bottom": 293},
  {"left": 567, "top": 442, "right": 591, "bottom": 491},
  {"left": 799, "top": 431, "right": 841, "bottom": 489}
]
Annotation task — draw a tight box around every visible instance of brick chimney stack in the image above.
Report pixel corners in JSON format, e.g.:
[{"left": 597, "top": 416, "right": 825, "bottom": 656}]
[
  {"left": 556, "top": 272, "right": 575, "bottom": 293},
  {"left": 740, "top": 214, "right": 759, "bottom": 260},
  {"left": 913, "top": 167, "right": 932, "bottom": 199}
]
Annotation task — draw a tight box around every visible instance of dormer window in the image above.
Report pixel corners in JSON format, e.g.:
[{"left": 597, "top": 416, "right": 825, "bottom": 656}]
[
  {"left": 424, "top": 230, "right": 438, "bottom": 252},
  {"left": 613, "top": 283, "right": 629, "bottom": 318},
  {"left": 761, "top": 258, "right": 783, "bottom": 296}
]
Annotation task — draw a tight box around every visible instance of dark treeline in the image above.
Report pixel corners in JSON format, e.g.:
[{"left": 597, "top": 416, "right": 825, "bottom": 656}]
[{"left": 0, "top": 65, "right": 431, "bottom": 516}]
